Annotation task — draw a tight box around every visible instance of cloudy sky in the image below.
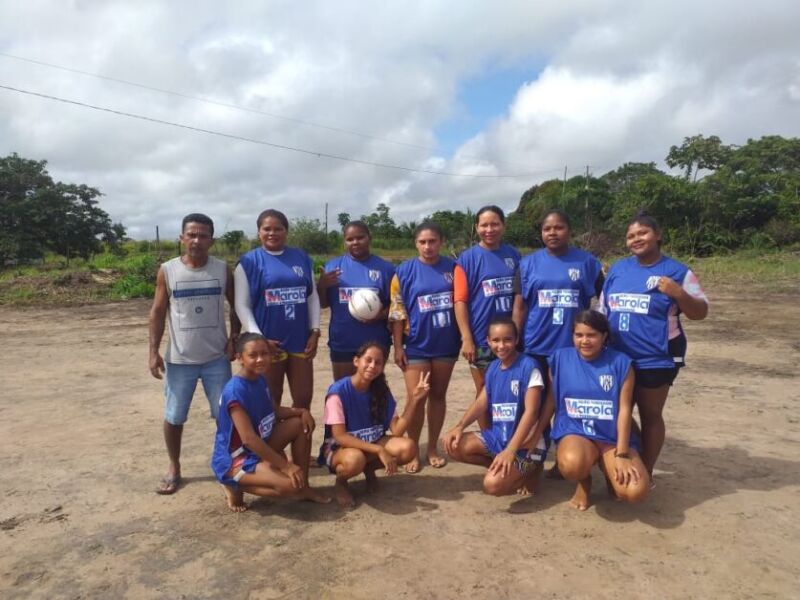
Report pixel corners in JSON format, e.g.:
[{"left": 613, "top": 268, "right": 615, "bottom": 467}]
[{"left": 2, "top": 1, "right": 799, "bottom": 239}]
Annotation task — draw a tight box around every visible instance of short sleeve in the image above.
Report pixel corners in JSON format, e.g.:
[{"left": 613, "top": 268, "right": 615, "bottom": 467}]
[
  {"left": 388, "top": 274, "right": 408, "bottom": 321},
  {"left": 324, "top": 394, "right": 346, "bottom": 425},
  {"left": 682, "top": 269, "right": 709, "bottom": 304},
  {"left": 527, "top": 368, "right": 544, "bottom": 389},
  {"left": 453, "top": 265, "right": 469, "bottom": 303}
]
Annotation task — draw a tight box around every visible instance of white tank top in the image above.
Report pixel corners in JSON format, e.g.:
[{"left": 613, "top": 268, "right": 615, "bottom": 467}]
[{"left": 163, "top": 256, "right": 228, "bottom": 364}]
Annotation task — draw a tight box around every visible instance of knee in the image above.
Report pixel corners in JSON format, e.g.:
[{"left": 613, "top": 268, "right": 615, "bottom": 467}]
[
  {"left": 482, "top": 474, "right": 506, "bottom": 497},
  {"left": 557, "top": 450, "right": 592, "bottom": 481},
  {"left": 396, "top": 438, "right": 418, "bottom": 464},
  {"left": 336, "top": 452, "right": 367, "bottom": 477},
  {"left": 619, "top": 479, "right": 650, "bottom": 504}
]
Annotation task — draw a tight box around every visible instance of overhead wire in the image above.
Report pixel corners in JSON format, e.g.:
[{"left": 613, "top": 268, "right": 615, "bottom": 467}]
[{"left": 0, "top": 83, "right": 565, "bottom": 179}]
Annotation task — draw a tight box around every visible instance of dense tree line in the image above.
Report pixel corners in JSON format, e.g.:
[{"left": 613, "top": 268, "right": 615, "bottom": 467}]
[{"left": 0, "top": 153, "right": 125, "bottom": 263}]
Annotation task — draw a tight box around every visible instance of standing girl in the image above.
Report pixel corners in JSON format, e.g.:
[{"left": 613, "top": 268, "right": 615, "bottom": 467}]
[
  {"left": 235, "top": 209, "right": 321, "bottom": 409},
  {"left": 601, "top": 211, "right": 708, "bottom": 479},
  {"left": 390, "top": 221, "right": 461, "bottom": 472},
  {"left": 317, "top": 221, "right": 395, "bottom": 381},
  {"left": 549, "top": 311, "right": 648, "bottom": 510},
  {"left": 512, "top": 209, "right": 604, "bottom": 369},
  {"left": 320, "top": 342, "right": 430, "bottom": 508},
  {"left": 211, "top": 333, "right": 330, "bottom": 512},
  {"left": 443, "top": 318, "right": 548, "bottom": 497},
  {"left": 455, "top": 205, "right": 521, "bottom": 393}
]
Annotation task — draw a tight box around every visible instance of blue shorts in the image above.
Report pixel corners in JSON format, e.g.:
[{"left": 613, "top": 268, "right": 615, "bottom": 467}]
[
  {"left": 164, "top": 355, "right": 232, "bottom": 425},
  {"left": 476, "top": 429, "right": 549, "bottom": 473},
  {"left": 330, "top": 349, "right": 358, "bottom": 363},
  {"left": 406, "top": 354, "right": 459, "bottom": 365}
]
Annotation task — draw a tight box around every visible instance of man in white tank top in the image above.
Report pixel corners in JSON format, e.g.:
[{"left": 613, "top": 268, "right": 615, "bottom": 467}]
[{"left": 149, "top": 213, "right": 239, "bottom": 494}]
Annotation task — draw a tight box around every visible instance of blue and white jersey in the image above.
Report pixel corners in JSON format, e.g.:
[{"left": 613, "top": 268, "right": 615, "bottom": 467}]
[
  {"left": 396, "top": 257, "right": 461, "bottom": 358},
  {"left": 211, "top": 375, "right": 275, "bottom": 482},
  {"left": 518, "top": 247, "right": 602, "bottom": 357},
  {"left": 482, "top": 354, "right": 543, "bottom": 454},
  {"left": 321, "top": 376, "right": 396, "bottom": 447},
  {"left": 239, "top": 247, "right": 314, "bottom": 353},
  {"left": 550, "top": 347, "right": 638, "bottom": 449},
  {"left": 457, "top": 243, "right": 520, "bottom": 351},
  {"left": 323, "top": 254, "right": 394, "bottom": 353},
  {"left": 601, "top": 255, "right": 697, "bottom": 369}
]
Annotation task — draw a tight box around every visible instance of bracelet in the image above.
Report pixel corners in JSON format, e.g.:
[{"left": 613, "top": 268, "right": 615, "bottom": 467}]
[{"left": 614, "top": 450, "right": 631, "bottom": 459}]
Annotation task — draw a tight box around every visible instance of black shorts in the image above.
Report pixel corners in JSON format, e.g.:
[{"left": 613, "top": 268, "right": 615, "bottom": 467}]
[{"left": 635, "top": 334, "right": 686, "bottom": 389}]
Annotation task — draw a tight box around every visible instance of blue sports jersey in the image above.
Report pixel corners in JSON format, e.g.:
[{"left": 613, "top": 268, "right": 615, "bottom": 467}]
[
  {"left": 211, "top": 375, "right": 275, "bottom": 483},
  {"left": 323, "top": 254, "right": 394, "bottom": 352},
  {"left": 519, "top": 247, "right": 602, "bottom": 357},
  {"left": 482, "top": 353, "right": 543, "bottom": 454},
  {"left": 239, "top": 247, "right": 314, "bottom": 353},
  {"left": 457, "top": 243, "right": 520, "bottom": 350},
  {"left": 550, "top": 346, "right": 637, "bottom": 449},
  {"left": 320, "top": 376, "right": 397, "bottom": 449},
  {"left": 396, "top": 257, "right": 461, "bottom": 358},
  {"left": 602, "top": 255, "right": 689, "bottom": 369}
]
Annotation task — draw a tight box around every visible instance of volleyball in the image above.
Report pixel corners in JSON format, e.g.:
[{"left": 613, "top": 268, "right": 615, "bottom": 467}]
[{"left": 348, "top": 288, "right": 382, "bottom": 321}]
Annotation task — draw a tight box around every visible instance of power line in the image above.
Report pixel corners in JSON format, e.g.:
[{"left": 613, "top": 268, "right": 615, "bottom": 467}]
[
  {"left": 0, "top": 83, "right": 564, "bottom": 179},
  {"left": 0, "top": 51, "right": 542, "bottom": 171}
]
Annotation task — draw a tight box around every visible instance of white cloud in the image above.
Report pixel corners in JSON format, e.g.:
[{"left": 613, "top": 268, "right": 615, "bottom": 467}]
[{"left": 1, "top": 1, "right": 799, "bottom": 239}]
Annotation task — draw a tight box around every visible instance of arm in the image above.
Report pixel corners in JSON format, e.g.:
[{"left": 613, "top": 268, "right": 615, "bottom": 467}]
[
  {"left": 148, "top": 266, "right": 169, "bottom": 379},
  {"left": 304, "top": 283, "right": 322, "bottom": 358},
  {"left": 388, "top": 274, "right": 408, "bottom": 371},
  {"left": 453, "top": 265, "right": 476, "bottom": 362},
  {"left": 316, "top": 265, "right": 341, "bottom": 309},
  {"left": 229, "top": 405, "right": 304, "bottom": 488},
  {"left": 233, "top": 264, "right": 263, "bottom": 334},
  {"left": 389, "top": 371, "right": 430, "bottom": 437},
  {"left": 613, "top": 367, "right": 641, "bottom": 485},
  {"left": 657, "top": 273, "right": 708, "bottom": 320},
  {"left": 489, "top": 385, "right": 542, "bottom": 477},
  {"left": 523, "top": 373, "right": 555, "bottom": 452},
  {"left": 225, "top": 265, "right": 241, "bottom": 360},
  {"left": 593, "top": 270, "right": 606, "bottom": 298},
  {"left": 443, "top": 387, "right": 490, "bottom": 454},
  {"left": 511, "top": 294, "right": 527, "bottom": 339}
]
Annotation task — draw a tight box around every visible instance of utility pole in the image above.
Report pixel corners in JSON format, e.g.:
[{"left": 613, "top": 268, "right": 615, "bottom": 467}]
[{"left": 561, "top": 166, "right": 567, "bottom": 201}]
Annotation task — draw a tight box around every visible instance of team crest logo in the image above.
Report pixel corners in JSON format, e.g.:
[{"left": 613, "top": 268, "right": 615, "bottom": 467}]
[
  {"left": 369, "top": 269, "right": 381, "bottom": 281},
  {"left": 293, "top": 266, "right": 304, "bottom": 277},
  {"left": 510, "top": 380, "right": 520, "bottom": 396},
  {"left": 646, "top": 275, "right": 660, "bottom": 290},
  {"left": 599, "top": 374, "right": 613, "bottom": 392},
  {"left": 568, "top": 268, "right": 580, "bottom": 281},
  {"left": 443, "top": 272, "right": 454, "bottom": 283},
  {"left": 504, "top": 258, "right": 515, "bottom": 269}
]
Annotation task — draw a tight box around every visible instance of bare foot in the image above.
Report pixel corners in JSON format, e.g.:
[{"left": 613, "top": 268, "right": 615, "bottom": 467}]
[
  {"left": 517, "top": 464, "right": 542, "bottom": 496},
  {"left": 569, "top": 477, "right": 592, "bottom": 511},
  {"left": 221, "top": 484, "right": 247, "bottom": 512},
  {"left": 302, "top": 487, "right": 332, "bottom": 504},
  {"left": 427, "top": 452, "right": 447, "bottom": 469},
  {"left": 404, "top": 456, "right": 421, "bottom": 474},
  {"left": 334, "top": 480, "right": 356, "bottom": 509},
  {"left": 364, "top": 467, "right": 379, "bottom": 494}
]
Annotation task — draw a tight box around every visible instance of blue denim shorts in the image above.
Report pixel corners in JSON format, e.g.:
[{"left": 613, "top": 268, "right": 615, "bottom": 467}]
[{"left": 164, "top": 355, "right": 232, "bottom": 425}]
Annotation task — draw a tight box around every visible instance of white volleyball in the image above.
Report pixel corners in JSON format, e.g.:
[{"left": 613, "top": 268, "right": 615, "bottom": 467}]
[{"left": 348, "top": 288, "right": 382, "bottom": 321}]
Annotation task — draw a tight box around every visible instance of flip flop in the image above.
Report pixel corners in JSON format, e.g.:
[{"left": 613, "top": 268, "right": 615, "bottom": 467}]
[{"left": 156, "top": 475, "right": 181, "bottom": 495}]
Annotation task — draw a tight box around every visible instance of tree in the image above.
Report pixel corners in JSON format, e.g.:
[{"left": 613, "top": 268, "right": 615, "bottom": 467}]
[
  {"left": 289, "top": 218, "right": 329, "bottom": 253},
  {"left": 336, "top": 212, "right": 351, "bottom": 230},
  {"left": 0, "top": 153, "right": 116, "bottom": 263},
  {"left": 361, "top": 203, "right": 401, "bottom": 239},
  {"left": 666, "top": 134, "right": 731, "bottom": 182},
  {"left": 220, "top": 230, "right": 246, "bottom": 255}
]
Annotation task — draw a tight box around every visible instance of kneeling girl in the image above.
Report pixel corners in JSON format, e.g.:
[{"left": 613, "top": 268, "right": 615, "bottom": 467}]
[
  {"left": 550, "top": 310, "right": 649, "bottom": 510},
  {"left": 320, "top": 341, "right": 430, "bottom": 508},
  {"left": 211, "top": 333, "right": 330, "bottom": 512},
  {"left": 443, "top": 318, "right": 548, "bottom": 496}
]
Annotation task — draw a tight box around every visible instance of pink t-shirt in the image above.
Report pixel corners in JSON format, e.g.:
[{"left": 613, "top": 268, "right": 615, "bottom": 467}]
[
  {"left": 324, "top": 394, "right": 346, "bottom": 425},
  {"left": 668, "top": 269, "right": 708, "bottom": 338}
]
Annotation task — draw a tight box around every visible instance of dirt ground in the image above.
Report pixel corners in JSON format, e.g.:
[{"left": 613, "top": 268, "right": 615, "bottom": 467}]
[{"left": 1, "top": 283, "right": 799, "bottom": 599}]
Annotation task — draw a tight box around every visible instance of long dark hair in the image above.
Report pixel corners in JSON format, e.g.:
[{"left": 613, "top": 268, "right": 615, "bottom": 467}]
[{"left": 354, "top": 341, "right": 391, "bottom": 425}]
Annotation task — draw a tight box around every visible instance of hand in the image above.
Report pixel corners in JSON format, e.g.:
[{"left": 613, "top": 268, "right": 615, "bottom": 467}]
[
  {"left": 394, "top": 347, "right": 408, "bottom": 372},
  {"left": 378, "top": 448, "right": 397, "bottom": 475},
  {"left": 149, "top": 353, "right": 165, "bottom": 379},
  {"left": 304, "top": 331, "right": 320, "bottom": 360},
  {"left": 460, "top": 338, "right": 476, "bottom": 364},
  {"left": 489, "top": 448, "right": 516, "bottom": 478},
  {"left": 298, "top": 409, "right": 315, "bottom": 438},
  {"left": 443, "top": 425, "right": 464, "bottom": 455},
  {"left": 282, "top": 462, "right": 306, "bottom": 489},
  {"left": 317, "top": 267, "right": 341, "bottom": 291},
  {"left": 656, "top": 276, "right": 683, "bottom": 300},
  {"left": 614, "top": 456, "right": 642, "bottom": 486},
  {"left": 265, "top": 338, "right": 283, "bottom": 359},
  {"left": 411, "top": 370, "right": 431, "bottom": 402}
]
